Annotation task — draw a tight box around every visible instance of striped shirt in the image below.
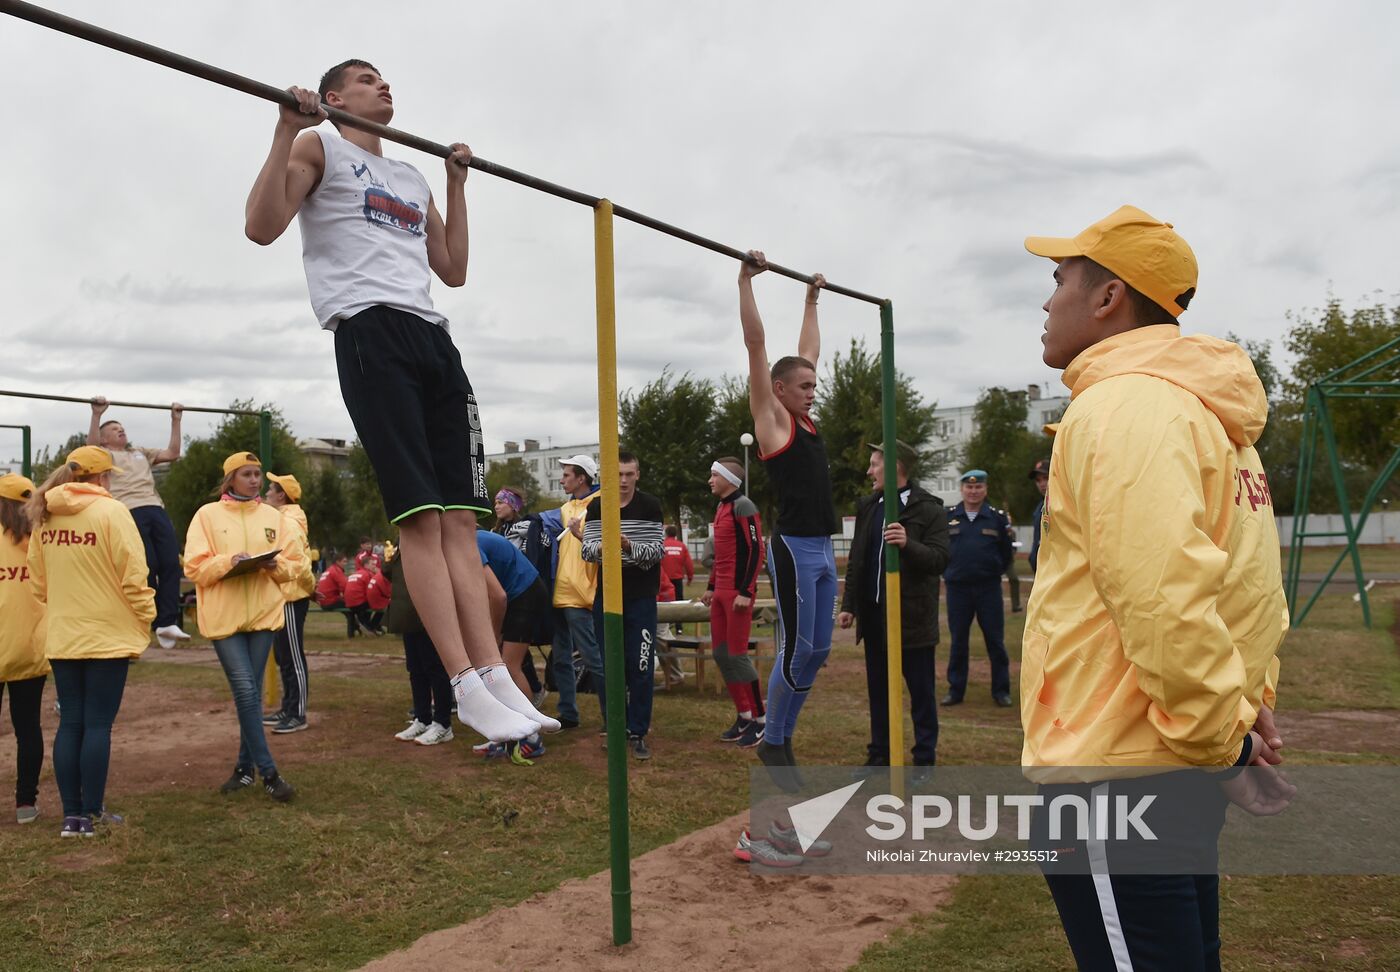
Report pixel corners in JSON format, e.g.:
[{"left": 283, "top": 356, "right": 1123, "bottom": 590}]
[{"left": 582, "top": 491, "right": 665, "bottom": 600}]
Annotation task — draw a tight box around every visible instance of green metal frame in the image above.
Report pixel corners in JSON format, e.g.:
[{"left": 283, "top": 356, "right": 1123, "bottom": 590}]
[
  {"left": 1283, "top": 335, "right": 1400, "bottom": 627},
  {"left": 0, "top": 423, "right": 32, "bottom": 478}
]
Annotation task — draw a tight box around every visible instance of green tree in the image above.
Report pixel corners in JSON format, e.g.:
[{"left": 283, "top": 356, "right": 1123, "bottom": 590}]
[
  {"left": 962, "top": 387, "right": 1046, "bottom": 522},
  {"left": 344, "top": 441, "right": 391, "bottom": 544},
  {"left": 30, "top": 432, "right": 87, "bottom": 482},
  {"left": 300, "top": 464, "right": 350, "bottom": 553},
  {"left": 160, "top": 401, "right": 305, "bottom": 540},
  {"left": 811, "top": 337, "right": 937, "bottom": 516},
  {"left": 619, "top": 369, "right": 718, "bottom": 528}
]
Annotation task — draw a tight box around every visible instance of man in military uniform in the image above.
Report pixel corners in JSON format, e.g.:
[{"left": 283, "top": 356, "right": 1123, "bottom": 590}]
[
  {"left": 1027, "top": 458, "right": 1050, "bottom": 573},
  {"left": 942, "top": 469, "right": 1014, "bottom": 706}
]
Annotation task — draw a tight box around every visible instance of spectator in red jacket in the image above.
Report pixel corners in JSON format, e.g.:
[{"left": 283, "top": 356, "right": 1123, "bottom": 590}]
[
  {"left": 366, "top": 569, "right": 393, "bottom": 614},
  {"left": 660, "top": 526, "right": 694, "bottom": 603},
  {"left": 315, "top": 553, "right": 355, "bottom": 638},
  {"left": 344, "top": 558, "right": 383, "bottom": 635}
]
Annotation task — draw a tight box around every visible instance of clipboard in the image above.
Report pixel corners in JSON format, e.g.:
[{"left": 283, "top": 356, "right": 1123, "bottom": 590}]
[{"left": 222, "top": 549, "right": 281, "bottom": 580}]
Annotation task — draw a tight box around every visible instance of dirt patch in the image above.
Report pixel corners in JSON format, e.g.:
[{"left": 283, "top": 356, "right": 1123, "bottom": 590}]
[
  {"left": 358, "top": 811, "right": 954, "bottom": 972},
  {"left": 1276, "top": 708, "right": 1400, "bottom": 757}
]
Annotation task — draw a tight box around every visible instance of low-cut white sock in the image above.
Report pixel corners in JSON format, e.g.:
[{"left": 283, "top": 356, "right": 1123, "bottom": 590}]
[
  {"left": 452, "top": 669, "right": 539, "bottom": 742},
  {"left": 479, "top": 664, "right": 562, "bottom": 733}
]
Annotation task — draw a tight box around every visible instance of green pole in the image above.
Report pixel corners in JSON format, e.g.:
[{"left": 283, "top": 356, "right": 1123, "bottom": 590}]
[
  {"left": 593, "top": 200, "right": 632, "bottom": 946},
  {"left": 258, "top": 411, "right": 273, "bottom": 494},
  {"left": 21, "top": 425, "right": 30, "bottom": 480},
  {"left": 879, "top": 301, "right": 905, "bottom": 784}
]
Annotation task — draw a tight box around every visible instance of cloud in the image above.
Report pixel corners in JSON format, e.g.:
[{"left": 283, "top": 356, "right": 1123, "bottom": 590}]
[{"left": 78, "top": 275, "right": 307, "bottom": 306}]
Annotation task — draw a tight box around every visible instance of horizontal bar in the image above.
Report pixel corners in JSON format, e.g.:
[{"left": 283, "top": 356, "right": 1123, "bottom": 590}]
[
  {"left": 0, "top": 0, "right": 884, "bottom": 305},
  {"left": 0, "top": 424, "right": 32, "bottom": 429},
  {"left": 0, "top": 389, "right": 258, "bottom": 416}
]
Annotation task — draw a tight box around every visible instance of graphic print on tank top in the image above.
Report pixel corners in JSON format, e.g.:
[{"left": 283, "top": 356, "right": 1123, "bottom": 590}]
[{"left": 349, "top": 161, "right": 426, "bottom": 237}]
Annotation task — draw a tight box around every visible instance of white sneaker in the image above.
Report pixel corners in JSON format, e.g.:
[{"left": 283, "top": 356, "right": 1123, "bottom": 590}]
[
  {"left": 156, "top": 624, "right": 192, "bottom": 642},
  {"left": 415, "top": 723, "right": 454, "bottom": 746},
  {"left": 395, "top": 719, "right": 430, "bottom": 741}
]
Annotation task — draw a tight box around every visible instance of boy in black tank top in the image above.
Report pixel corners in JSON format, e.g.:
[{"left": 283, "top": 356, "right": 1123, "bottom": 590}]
[{"left": 737, "top": 250, "right": 839, "bottom": 804}]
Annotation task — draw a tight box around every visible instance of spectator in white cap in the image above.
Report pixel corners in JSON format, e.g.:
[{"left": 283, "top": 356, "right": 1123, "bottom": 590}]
[{"left": 549, "top": 454, "right": 600, "bottom": 729}]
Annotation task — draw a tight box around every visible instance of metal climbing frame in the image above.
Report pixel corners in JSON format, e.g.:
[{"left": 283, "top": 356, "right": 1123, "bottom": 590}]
[{"left": 1284, "top": 335, "right": 1400, "bottom": 627}]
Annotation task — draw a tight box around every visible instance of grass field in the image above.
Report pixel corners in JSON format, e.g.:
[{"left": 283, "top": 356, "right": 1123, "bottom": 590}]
[{"left": 1, "top": 555, "right": 1396, "bottom": 970}]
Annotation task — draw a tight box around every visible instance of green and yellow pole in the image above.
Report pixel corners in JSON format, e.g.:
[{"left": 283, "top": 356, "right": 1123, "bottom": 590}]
[
  {"left": 879, "top": 300, "right": 905, "bottom": 789},
  {"left": 594, "top": 199, "right": 632, "bottom": 946},
  {"left": 21, "top": 425, "right": 31, "bottom": 480}
]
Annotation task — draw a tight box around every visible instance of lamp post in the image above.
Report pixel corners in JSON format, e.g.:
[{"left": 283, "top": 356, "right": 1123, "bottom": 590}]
[{"left": 739, "top": 432, "right": 754, "bottom": 486}]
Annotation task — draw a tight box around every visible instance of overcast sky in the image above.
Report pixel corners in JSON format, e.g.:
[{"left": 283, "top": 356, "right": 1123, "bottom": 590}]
[{"left": 5, "top": 1, "right": 1399, "bottom": 469}]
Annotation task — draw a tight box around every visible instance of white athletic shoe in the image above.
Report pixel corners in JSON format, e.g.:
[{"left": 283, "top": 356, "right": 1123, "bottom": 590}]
[
  {"left": 415, "top": 722, "right": 454, "bottom": 746},
  {"left": 453, "top": 671, "right": 540, "bottom": 742},
  {"left": 395, "top": 719, "right": 430, "bottom": 741}
]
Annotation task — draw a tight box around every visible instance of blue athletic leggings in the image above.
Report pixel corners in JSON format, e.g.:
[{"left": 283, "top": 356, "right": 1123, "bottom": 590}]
[{"left": 764, "top": 534, "right": 837, "bottom": 746}]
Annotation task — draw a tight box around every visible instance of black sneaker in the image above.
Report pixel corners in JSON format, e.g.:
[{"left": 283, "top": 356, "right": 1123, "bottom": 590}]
[
  {"left": 719, "top": 717, "right": 747, "bottom": 742},
  {"left": 736, "top": 721, "right": 764, "bottom": 749},
  {"left": 262, "top": 709, "right": 286, "bottom": 726},
  {"left": 220, "top": 766, "right": 254, "bottom": 794},
  {"left": 272, "top": 716, "right": 308, "bottom": 734},
  {"left": 558, "top": 717, "right": 580, "bottom": 730},
  {"left": 628, "top": 735, "right": 652, "bottom": 761},
  {"left": 264, "top": 774, "right": 296, "bottom": 802}
]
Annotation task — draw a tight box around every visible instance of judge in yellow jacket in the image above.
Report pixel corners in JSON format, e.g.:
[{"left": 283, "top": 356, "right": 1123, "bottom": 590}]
[
  {"left": 26, "top": 447, "right": 154, "bottom": 837},
  {"left": 1, "top": 473, "right": 49, "bottom": 826},
  {"left": 1021, "top": 207, "right": 1290, "bottom": 970},
  {"left": 185, "top": 452, "right": 305, "bottom": 802}
]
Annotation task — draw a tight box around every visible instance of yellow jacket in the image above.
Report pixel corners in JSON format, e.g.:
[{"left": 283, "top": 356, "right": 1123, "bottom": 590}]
[
  {"left": 1, "top": 532, "right": 49, "bottom": 681},
  {"left": 277, "top": 504, "right": 316, "bottom": 602},
  {"left": 185, "top": 497, "right": 305, "bottom": 640},
  {"left": 553, "top": 491, "right": 600, "bottom": 609},
  {"left": 1022, "top": 325, "right": 1287, "bottom": 776},
  {"left": 26, "top": 483, "right": 155, "bottom": 660}
]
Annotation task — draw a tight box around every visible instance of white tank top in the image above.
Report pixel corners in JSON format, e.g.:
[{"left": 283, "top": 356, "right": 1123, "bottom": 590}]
[{"left": 297, "top": 129, "right": 448, "bottom": 330}]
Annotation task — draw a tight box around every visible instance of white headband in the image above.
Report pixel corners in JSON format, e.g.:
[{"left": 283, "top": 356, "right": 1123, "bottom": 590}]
[{"left": 711, "top": 462, "right": 742, "bottom": 487}]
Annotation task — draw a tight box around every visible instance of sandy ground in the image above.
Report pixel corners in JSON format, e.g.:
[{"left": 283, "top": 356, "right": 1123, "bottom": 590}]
[{"left": 357, "top": 811, "right": 955, "bottom": 972}]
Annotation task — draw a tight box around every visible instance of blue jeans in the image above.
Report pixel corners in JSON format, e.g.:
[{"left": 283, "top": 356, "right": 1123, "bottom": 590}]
[
  {"left": 591, "top": 594, "right": 657, "bottom": 738},
  {"left": 131, "top": 505, "right": 183, "bottom": 628},
  {"left": 551, "top": 607, "right": 597, "bottom": 723},
  {"left": 51, "top": 659, "right": 129, "bottom": 818},
  {"left": 213, "top": 631, "right": 278, "bottom": 778}
]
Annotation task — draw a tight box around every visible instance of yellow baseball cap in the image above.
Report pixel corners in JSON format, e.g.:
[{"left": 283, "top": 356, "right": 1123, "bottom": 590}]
[
  {"left": 67, "top": 445, "right": 120, "bottom": 476},
  {"left": 223, "top": 451, "right": 261, "bottom": 475},
  {"left": 266, "top": 473, "right": 301, "bottom": 502},
  {"left": 1025, "top": 205, "right": 1198, "bottom": 318},
  {"left": 0, "top": 473, "right": 35, "bottom": 501}
]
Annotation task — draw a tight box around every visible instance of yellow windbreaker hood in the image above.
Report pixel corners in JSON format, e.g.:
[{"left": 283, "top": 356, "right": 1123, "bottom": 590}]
[
  {"left": 1022, "top": 325, "right": 1288, "bottom": 777},
  {"left": 26, "top": 483, "right": 155, "bottom": 660}
]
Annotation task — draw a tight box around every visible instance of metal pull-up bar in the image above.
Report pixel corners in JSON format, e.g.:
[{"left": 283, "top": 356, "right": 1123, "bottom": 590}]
[
  {"left": 0, "top": 0, "right": 883, "bottom": 305},
  {"left": 0, "top": 389, "right": 260, "bottom": 417}
]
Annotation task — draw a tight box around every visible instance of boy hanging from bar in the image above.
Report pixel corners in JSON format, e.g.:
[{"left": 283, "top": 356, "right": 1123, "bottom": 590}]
[
  {"left": 737, "top": 249, "right": 837, "bottom": 785},
  {"left": 243, "top": 60, "right": 555, "bottom": 742}
]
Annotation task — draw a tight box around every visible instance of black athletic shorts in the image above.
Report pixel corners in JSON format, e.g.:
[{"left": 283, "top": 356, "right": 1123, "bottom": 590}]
[
  {"left": 333, "top": 306, "right": 489, "bottom": 523},
  {"left": 501, "top": 577, "right": 553, "bottom": 645}
]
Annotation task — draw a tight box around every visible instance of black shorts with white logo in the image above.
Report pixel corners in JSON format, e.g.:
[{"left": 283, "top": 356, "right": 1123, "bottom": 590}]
[{"left": 333, "top": 306, "right": 489, "bottom": 523}]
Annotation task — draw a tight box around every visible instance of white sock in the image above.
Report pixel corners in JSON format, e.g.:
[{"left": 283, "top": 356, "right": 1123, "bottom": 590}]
[
  {"left": 452, "top": 669, "right": 539, "bottom": 742},
  {"left": 479, "top": 664, "right": 562, "bottom": 733},
  {"left": 739, "top": 710, "right": 753, "bottom": 721}
]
